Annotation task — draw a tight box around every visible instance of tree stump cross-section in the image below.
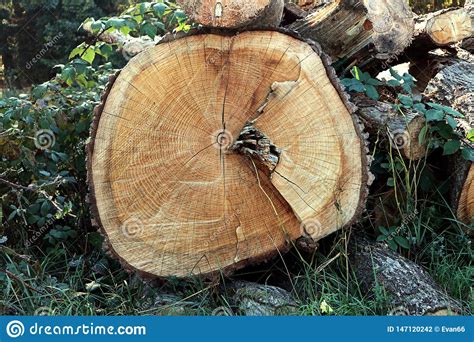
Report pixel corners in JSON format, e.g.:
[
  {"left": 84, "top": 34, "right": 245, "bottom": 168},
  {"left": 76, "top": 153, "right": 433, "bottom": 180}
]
[{"left": 88, "top": 31, "right": 369, "bottom": 278}]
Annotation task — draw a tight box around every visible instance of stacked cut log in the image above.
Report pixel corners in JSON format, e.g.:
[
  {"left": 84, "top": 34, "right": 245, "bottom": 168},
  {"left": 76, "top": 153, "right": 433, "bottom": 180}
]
[
  {"left": 86, "top": 0, "right": 472, "bottom": 295},
  {"left": 289, "top": 0, "right": 415, "bottom": 67},
  {"left": 176, "top": 0, "right": 285, "bottom": 28},
  {"left": 349, "top": 237, "right": 463, "bottom": 315},
  {"left": 87, "top": 0, "right": 371, "bottom": 278},
  {"left": 353, "top": 94, "right": 427, "bottom": 160},
  {"left": 384, "top": 2, "right": 474, "bottom": 69},
  {"left": 422, "top": 54, "right": 474, "bottom": 226}
]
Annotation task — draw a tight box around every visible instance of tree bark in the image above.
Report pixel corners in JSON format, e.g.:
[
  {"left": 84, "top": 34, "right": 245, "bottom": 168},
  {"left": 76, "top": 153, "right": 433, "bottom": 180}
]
[
  {"left": 87, "top": 30, "right": 370, "bottom": 278},
  {"left": 228, "top": 280, "right": 299, "bottom": 315},
  {"left": 349, "top": 237, "right": 463, "bottom": 315},
  {"left": 353, "top": 95, "right": 426, "bottom": 160},
  {"left": 177, "top": 0, "right": 285, "bottom": 29},
  {"left": 419, "top": 53, "right": 473, "bottom": 225},
  {"left": 289, "top": 0, "right": 414, "bottom": 66}
]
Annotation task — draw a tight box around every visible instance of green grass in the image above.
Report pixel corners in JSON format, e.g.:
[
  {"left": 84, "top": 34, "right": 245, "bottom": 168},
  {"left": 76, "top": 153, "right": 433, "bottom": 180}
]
[{"left": 3, "top": 221, "right": 470, "bottom": 317}]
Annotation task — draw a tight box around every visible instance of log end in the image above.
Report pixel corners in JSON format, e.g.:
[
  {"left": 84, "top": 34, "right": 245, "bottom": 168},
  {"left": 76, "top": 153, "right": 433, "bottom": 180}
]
[
  {"left": 87, "top": 30, "right": 370, "bottom": 278},
  {"left": 177, "top": 0, "right": 284, "bottom": 29},
  {"left": 426, "top": 8, "right": 473, "bottom": 46}
]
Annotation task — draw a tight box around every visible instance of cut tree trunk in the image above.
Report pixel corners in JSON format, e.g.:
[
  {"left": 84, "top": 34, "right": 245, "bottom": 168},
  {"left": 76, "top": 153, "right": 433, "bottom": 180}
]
[
  {"left": 288, "top": 0, "right": 414, "bottom": 67},
  {"left": 451, "top": 158, "right": 474, "bottom": 226},
  {"left": 177, "top": 0, "right": 284, "bottom": 29},
  {"left": 353, "top": 94, "right": 426, "bottom": 160},
  {"left": 400, "top": 3, "right": 474, "bottom": 63},
  {"left": 87, "top": 30, "right": 370, "bottom": 278},
  {"left": 420, "top": 53, "right": 473, "bottom": 225},
  {"left": 349, "top": 237, "right": 463, "bottom": 315},
  {"left": 413, "top": 7, "right": 473, "bottom": 48}
]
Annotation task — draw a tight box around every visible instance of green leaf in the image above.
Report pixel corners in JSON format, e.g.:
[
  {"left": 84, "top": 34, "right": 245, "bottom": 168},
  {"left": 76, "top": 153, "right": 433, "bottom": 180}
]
[
  {"left": 443, "top": 106, "right": 463, "bottom": 118},
  {"left": 365, "top": 84, "right": 379, "bottom": 100},
  {"left": 27, "top": 215, "right": 40, "bottom": 225},
  {"left": 69, "top": 46, "right": 84, "bottom": 60},
  {"left": 446, "top": 115, "right": 457, "bottom": 129},
  {"left": 389, "top": 68, "right": 402, "bottom": 81},
  {"left": 435, "top": 122, "right": 455, "bottom": 139},
  {"left": 153, "top": 3, "right": 168, "bottom": 18},
  {"left": 106, "top": 18, "right": 126, "bottom": 28},
  {"left": 426, "top": 102, "right": 445, "bottom": 110},
  {"left": 7, "top": 210, "right": 17, "bottom": 221},
  {"left": 81, "top": 48, "right": 96, "bottom": 64},
  {"left": 141, "top": 22, "right": 158, "bottom": 39},
  {"left": 139, "top": 2, "right": 150, "bottom": 14},
  {"left": 96, "top": 44, "right": 114, "bottom": 59},
  {"left": 40, "top": 201, "right": 51, "bottom": 216},
  {"left": 413, "top": 103, "right": 426, "bottom": 113},
  {"left": 387, "top": 79, "right": 401, "bottom": 87},
  {"left": 87, "top": 232, "right": 105, "bottom": 249},
  {"left": 394, "top": 236, "right": 410, "bottom": 249},
  {"left": 90, "top": 21, "right": 104, "bottom": 32},
  {"left": 418, "top": 125, "right": 428, "bottom": 145},
  {"left": 342, "top": 79, "right": 365, "bottom": 92},
  {"left": 387, "top": 239, "right": 398, "bottom": 251},
  {"left": 376, "top": 235, "right": 388, "bottom": 242},
  {"left": 466, "top": 129, "right": 474, "bottom": 142},
  {"left": 359, "top": 71, "right": 370, "bottom": 82},
  {"left": 387, "top": 177, "right": 395, "bottom": 187},
  {"left": 461, "top": 148, "right": 474, "bottom": 161},
  {"left": 352, "top": 66, "right": 361, "bottom": 80},
  {"left": 119, "top": 25, "right": 132, "bottom": 35},
  {"left": 378, "top": 226, "right": 389, "bottom": 236},
  {"left": 366, "top": 78, "right": 383, "bottom": 86},
  {"left": 425, "top": 109, "right": 444, "bottom": 121},
  {"left": 398, "top": 94, "right": 413, "bottom": 107},
  {"left": 443, "top": 140, "right": 461, "bottom": 156}
]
